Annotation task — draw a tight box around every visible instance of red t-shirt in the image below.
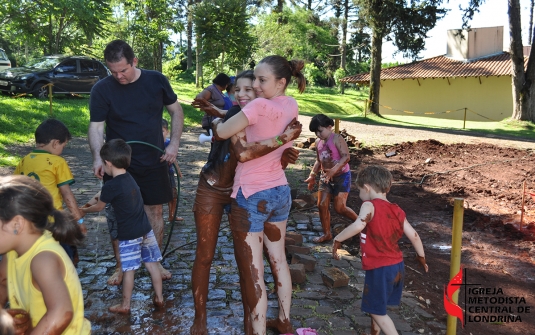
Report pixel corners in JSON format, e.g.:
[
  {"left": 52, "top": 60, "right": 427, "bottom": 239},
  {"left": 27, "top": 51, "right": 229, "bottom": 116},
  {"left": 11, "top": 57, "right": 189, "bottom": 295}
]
[{"left": 360, "top": 199, "right": 406, "bottom": 270}]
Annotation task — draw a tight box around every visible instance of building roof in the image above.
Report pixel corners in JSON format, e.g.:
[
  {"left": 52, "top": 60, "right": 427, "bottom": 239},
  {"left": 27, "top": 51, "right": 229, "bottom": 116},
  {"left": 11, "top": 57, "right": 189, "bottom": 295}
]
[{"left": 341, "top": 52, "right": 527, "bottom": 84}]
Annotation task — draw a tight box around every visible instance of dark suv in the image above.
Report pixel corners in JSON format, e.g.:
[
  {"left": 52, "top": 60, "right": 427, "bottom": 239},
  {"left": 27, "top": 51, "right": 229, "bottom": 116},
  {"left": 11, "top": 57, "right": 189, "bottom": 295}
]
[{"left": 0, "top": 55, "right": 110, "bottom": 98}]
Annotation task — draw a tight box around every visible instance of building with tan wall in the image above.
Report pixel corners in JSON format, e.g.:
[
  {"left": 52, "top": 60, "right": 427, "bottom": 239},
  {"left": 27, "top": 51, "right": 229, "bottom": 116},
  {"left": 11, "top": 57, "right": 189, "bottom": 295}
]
[{"left": 341, "top": 26, "right": 529, "bottom": 122}]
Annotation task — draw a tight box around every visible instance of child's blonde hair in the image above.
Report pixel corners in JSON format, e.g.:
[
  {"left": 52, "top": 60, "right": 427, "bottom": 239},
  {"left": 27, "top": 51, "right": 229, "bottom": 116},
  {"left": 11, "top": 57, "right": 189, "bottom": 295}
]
[{"left": 356, "top": 165, "right": 392, "bottom": 193}]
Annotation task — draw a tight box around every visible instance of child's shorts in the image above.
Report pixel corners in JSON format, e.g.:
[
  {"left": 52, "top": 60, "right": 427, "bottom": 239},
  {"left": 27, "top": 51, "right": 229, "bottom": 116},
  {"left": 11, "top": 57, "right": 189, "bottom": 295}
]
[
  {"left": 361, "top": 261, "right": 405, "bottom": 315},
  {"left": 318, "top": 170, "right": 351, "bottom": 196},
  {"left": 118, "top": 230, "right": 162, "bottom": 272},
  {"left": 231, "top": 185, "right": 291, "bottom": 233}
]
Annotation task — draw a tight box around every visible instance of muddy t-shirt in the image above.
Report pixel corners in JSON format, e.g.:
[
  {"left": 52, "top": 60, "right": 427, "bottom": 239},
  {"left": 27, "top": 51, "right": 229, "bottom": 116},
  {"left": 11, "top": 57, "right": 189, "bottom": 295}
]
[{"left": 360, "top": 198, "right": 405, "bottom": 270}]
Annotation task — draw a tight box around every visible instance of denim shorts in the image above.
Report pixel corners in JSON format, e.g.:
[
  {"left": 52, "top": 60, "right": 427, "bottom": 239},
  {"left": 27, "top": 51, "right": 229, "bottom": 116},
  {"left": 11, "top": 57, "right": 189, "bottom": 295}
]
[
  {"left": 318, "top": 170, "right": 352, "bottom": 196},
  {"left": 231, "top": 185, "right": 291, "bottom": 233},
  {"left": 118, "top": 230, "right": 162, "bottom": 272},
  {"left": 361, "top": 261, "right": 404, "bottom": 315}
]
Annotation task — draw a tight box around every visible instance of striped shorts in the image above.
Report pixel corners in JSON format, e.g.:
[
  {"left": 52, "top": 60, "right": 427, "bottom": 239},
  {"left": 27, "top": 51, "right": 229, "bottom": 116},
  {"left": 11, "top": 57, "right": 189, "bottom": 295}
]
[{"left": 118, "top": 230, "right": 162, "bottom": 272}]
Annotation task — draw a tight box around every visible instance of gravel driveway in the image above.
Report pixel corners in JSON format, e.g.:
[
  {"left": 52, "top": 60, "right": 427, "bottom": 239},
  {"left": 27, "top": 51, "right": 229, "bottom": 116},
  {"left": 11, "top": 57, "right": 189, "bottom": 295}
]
[{"left": 297, "top": 115, "right": 535, "bottom": 150}]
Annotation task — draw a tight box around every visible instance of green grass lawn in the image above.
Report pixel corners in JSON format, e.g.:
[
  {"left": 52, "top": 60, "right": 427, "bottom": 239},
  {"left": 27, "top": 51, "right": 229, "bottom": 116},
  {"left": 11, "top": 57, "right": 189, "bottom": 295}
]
[{"left": 0, "top": 82, "right": 533, "bottom": 167}]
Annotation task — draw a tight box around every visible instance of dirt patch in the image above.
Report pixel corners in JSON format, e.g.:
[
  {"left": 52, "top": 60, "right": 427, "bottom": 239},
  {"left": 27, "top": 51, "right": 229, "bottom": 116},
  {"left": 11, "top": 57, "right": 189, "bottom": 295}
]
[{"left": 329, "top": 139, "right": 535, "bottom": 334}]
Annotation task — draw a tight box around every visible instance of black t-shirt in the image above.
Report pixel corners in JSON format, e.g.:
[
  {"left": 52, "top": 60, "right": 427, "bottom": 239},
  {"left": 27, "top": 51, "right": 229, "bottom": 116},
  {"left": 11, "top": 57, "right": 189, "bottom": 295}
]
[
  {"left": 99, "top": 172, "right": 152, "bottom": 240},
  {"left": 90, "top": 69, "right": 178, "bottom": 169}
]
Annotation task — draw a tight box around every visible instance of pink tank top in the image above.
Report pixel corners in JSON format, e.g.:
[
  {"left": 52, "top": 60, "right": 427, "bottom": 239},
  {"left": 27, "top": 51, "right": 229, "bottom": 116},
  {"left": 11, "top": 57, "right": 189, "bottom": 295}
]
[{"left": 316, "top": 133, "right": 350, "bottom": 174}]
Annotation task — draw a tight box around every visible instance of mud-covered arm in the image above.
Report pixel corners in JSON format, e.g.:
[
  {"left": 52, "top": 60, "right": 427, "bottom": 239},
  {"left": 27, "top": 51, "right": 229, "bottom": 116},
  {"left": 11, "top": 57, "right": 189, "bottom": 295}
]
[
  {"left": 332, "top": 201, "right": 373, "bottom": 259},
  {"left": 230, "top": 118, "right": 302, "bottom": 163},
  {"left": 304, "top": 147, "right": 321, "bottom": 191},
  {"left": 404, "top": 219, "right": 429, "bottom": 272},
  {"left": 192, "top": 98, "right": 227, "bottom": 118},
  {"left": 323, "top": 134, "right": 350, "bottom": 181},
  {"left": 81, "top": 200, "right": 107, "bottom": 214}
]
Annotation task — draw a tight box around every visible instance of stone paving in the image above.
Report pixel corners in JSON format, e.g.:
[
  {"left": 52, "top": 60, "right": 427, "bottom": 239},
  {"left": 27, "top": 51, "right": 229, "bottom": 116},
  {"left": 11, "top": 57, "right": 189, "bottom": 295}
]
[{"left": 5, "top": 127, "right": 444, "bottom": 335}]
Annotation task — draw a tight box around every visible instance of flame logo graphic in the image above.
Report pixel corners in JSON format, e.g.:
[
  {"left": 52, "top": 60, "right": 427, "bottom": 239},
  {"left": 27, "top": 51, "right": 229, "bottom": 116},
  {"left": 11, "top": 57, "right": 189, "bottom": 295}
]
[{"left": 443, "top": 266, "right": 464, "bottom": 327}]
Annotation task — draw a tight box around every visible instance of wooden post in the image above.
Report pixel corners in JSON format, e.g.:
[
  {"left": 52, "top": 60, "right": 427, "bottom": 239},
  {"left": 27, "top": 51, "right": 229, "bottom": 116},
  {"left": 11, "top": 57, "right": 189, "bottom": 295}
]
[
  {"left": 48, "top": 84, "right": 53, "bottom": 117},
  {"left": 364, "top": 99, "right": 368, "bottom": 118},
  {"left": 520, "top": 180, "right": 526, "bottom": 230},
  {"left": 334, "top": 118, "right": 340, "bottom": 134},
  {"left": 446, "top": 198, "right": 464, "bottom": 335},
  {"left": 463, "top": 108, "right": 467, "bottom": 129}
]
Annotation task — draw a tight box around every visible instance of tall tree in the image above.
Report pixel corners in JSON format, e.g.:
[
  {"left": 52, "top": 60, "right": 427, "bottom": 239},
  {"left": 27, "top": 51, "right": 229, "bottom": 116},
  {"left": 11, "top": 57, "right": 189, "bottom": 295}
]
[
  {"left": 193, "top": 0, "right": 256, "bottom": 85},
  {"left": 0, "top": 0, "right": 111, "bottom": 55},
  {"left": 121, "top": 0, "right": 183, "bottom": 72},
  {"left": 462, "top": 0, "right": 534, "bottom": 121},
  {"left": 360, "top": 0, "right": 446, "bottom": 115}
]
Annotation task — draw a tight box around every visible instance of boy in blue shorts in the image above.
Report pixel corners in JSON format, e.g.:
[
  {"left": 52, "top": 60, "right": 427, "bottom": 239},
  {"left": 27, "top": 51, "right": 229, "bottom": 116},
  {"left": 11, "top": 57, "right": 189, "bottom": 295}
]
[
  {"left": 332, "top": 165, "right": 428, "bottom": 335},
  {"left": 82, "top": 139, "right": 164, "bottom": 314}
]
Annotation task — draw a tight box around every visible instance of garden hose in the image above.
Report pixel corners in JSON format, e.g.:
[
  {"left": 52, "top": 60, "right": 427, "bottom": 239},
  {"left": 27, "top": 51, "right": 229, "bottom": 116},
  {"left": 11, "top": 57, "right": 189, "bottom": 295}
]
[{"left": 125, "top": 140, "right": 180, "bottom": 258}]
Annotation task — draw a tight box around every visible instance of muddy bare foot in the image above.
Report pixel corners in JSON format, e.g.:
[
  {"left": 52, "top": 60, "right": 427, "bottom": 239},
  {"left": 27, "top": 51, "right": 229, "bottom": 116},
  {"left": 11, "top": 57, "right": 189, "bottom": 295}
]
[
  {"left": 266, "top": 317, "right": 294, "bottom": 334},
  {"left": 313, "top": 233, "right": 332, "bottom": 243},
  {"left": 109, "top": 304, "right": 130, "bottom": 314},
  {"left": 158, "top": 263, "right": 172, "bottom": 281},
  {"left": 107, "top": 268, "right": 123, "bottom": 286},
  {"left": 189, "top": 317, "right": 208, "bottom": 335},
  {"left": 153, "top": 296, "right": 165, "bottom": 310}
]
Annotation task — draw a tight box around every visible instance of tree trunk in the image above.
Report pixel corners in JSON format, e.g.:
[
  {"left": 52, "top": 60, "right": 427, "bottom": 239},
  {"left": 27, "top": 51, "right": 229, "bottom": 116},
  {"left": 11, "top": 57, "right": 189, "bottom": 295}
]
[
  {"left": 187, "top": 0, "right": 193, "bottom": 69},
  {"left": 340, "top": 0, "right": 349, "bottom": 94},
  {"left": 196, "top": 34, "right": 203, "bottom": 88},
  {"left": 274, "top": 0, "right": 283, "bottom": 13},
  {"left": 529, "top": 0, "right": 534, "bottom": 44},
  {"left": 368, "top": 28, "right": 384, "bottom": 116},
  {"left": 509, "top": 0, "right": 533, "bottom": 121}
]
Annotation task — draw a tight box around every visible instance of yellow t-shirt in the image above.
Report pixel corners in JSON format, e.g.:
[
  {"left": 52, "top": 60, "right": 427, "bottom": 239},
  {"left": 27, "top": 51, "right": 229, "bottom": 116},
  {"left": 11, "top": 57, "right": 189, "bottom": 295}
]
[
  {"left": 14, "top": 150, "right": 75, "bottom": 210},
  {"left": 6, "top": 231, "right": 91, "bottom": 334}
]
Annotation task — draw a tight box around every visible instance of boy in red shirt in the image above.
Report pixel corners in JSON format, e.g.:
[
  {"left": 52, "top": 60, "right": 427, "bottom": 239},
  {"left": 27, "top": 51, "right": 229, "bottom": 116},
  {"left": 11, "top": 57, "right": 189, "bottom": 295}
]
[{"left": 332, "top": 165, "right": 428, "bottom": 335}]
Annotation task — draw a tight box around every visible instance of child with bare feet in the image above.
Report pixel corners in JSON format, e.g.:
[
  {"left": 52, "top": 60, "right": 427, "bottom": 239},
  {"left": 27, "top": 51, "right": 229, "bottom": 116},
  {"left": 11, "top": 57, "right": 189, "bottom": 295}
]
[
  {"left": 332, "top": 165, "right": 429, "bottom": 335},
  {"left": 304, "top": 114, "right": 357, "bottom": 243},
  {"left": 81, "top": 139, "right": 164, "bottom": 313}
]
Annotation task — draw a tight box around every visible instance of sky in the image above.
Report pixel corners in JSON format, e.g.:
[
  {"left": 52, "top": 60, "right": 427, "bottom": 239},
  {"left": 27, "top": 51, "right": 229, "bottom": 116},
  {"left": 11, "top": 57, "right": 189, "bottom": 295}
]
[{"left": 381, "top": 0, "right": 532, "bottom": 63}]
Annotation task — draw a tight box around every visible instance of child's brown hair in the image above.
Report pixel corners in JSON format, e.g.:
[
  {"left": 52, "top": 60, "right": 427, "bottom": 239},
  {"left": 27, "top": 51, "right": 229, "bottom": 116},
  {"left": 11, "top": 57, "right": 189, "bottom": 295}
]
[
  {"left": 0, "top": 175, "right": 84, "bottom": 245},
  {"left": 100, "top": 139, "right": 131, "bottom": 169},
  {"left": 356, "top": 165, "right": 392, "bottom": 193}
]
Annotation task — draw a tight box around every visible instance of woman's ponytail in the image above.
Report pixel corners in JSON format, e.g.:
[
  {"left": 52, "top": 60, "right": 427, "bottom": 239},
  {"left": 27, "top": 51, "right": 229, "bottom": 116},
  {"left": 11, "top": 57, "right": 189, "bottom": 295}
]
[
  {"left": 288, "top": 59, "right": 306, "bottom": 93},
  {"left": 259, "top": 55, "right": 306, "bottom": 93},
  {"left": 48, "top": 209, "right": 84, "bottom": 245}
]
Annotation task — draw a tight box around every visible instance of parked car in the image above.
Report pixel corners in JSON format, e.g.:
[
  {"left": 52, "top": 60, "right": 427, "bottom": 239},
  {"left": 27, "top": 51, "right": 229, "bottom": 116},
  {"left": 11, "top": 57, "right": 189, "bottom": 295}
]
[
  {"left": 0, "top": 55, "right": 110, "bottom": 98},
  {"left": 0, "top": 48, "right": 11, "bottom": 70}
]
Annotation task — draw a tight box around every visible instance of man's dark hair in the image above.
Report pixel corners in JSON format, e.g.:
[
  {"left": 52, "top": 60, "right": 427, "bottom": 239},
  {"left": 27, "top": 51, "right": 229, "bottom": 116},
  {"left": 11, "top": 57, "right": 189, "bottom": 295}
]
[
  {"left": 309, "top": 114, "right": 334, "bottom": 133},
  {"left": 104, "top": 40, "right": 135, "bottom": 65},
  {"left": 100, "top": 139, "right": 132, "bottom": 169},
  {"left": 162, "top": 118, "right": 169, "bottom": 131},
  {"left": 35, "top": 118, "right": 72, "bottom": 145}
]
